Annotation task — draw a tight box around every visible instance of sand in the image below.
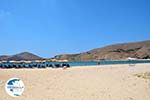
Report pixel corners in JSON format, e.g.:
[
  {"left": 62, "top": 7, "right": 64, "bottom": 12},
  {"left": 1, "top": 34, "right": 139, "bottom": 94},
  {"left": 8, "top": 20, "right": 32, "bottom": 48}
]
[{"left": 0, "top": 63, "right": 150, "bottom": 100}]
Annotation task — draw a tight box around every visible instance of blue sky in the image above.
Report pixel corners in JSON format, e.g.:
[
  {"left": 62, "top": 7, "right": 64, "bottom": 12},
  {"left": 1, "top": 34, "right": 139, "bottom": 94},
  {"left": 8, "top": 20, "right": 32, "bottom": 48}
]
[{"left": 0, "top": 0, "right": 150, "bottom": 57}]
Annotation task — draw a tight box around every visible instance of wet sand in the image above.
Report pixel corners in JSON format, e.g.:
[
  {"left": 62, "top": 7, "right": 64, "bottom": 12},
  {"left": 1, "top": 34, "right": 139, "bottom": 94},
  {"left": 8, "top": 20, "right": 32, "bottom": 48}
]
[{"left": 0, "top": 63, "right": 150, "bottom": 100}]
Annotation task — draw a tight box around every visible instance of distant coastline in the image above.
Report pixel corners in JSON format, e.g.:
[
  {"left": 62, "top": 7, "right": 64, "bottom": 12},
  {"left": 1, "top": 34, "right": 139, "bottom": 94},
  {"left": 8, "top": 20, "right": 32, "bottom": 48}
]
[
  {"left": 0, "top": 40, "right": 150, "bottom": 62},
  {"left": 52, "top": 40, "right": 150, "bottom": 61}
]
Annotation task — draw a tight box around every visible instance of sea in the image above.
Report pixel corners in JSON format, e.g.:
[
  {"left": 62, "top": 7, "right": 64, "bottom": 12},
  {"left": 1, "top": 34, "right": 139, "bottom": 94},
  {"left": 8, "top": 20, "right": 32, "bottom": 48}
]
[
  {"left": 62, "top": 60, "right": 150, "bottom": 66},
  {"left": 0, "top": 60, "right": 150, "bottom": 68}
]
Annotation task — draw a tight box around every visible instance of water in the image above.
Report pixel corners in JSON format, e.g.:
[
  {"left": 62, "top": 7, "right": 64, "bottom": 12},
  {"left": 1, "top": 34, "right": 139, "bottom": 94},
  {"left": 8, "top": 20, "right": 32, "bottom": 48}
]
[
  {"left": 66, "top": 60, "right": 150, "bottom": 66},
  {"left": 0, "top": 60, "right": 150, "bottom": 68}
]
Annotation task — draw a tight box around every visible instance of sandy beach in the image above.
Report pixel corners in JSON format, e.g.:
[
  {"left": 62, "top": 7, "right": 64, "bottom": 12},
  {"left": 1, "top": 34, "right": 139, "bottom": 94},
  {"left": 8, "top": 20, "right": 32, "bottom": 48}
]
[{"left": 0, "top": 63, "right": 150, "bottom": 100}]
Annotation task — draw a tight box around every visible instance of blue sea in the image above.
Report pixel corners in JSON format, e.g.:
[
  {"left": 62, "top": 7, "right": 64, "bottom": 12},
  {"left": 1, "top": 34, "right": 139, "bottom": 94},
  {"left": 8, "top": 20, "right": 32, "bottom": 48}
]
[
  {"left": 44, "top": 60, "right": 150, "bottom": 67},
  {"left": 63, "top": 60, "right": 150, "bottom": 66},
  {"left": 0, "top": 60, "right": 150, "bottom": 68}
]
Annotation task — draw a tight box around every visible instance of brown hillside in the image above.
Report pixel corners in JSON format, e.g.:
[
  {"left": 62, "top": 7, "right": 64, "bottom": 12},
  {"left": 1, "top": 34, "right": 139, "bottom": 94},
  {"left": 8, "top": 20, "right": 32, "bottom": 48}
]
[{"left": 53, "top": 40, "right": 150, "bottom": 61}]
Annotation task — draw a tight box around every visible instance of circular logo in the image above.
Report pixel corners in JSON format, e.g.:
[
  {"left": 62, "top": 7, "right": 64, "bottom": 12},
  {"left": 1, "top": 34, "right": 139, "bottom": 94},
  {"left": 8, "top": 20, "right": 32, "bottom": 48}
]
[{"left": 5, "top": 78, "right": 25, "bottom": 97}]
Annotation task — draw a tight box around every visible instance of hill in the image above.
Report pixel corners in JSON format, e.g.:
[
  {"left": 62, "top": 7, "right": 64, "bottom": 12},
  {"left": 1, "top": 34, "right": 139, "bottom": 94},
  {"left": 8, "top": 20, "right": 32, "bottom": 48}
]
[
  {"left": 0, "top": 55, "right": 11, "bottom": 61},
  {"left": 0, "top": 52, "right": 43, "bottom": 61},
  {"left": 53, "top": 40, "right": 150, "bottom": 61}
]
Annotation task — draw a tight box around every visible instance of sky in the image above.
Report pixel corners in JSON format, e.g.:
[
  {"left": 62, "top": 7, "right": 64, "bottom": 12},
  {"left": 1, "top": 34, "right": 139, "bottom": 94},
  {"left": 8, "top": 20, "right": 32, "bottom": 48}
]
[{"left": 0, "top": 0, "right": 150, "bottom": 58}]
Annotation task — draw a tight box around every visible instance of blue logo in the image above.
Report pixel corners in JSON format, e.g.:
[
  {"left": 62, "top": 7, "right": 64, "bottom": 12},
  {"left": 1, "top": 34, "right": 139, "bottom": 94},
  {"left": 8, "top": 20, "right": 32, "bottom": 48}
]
[{"left": 5, "top": 78, "right": 25, "bottom": 97}]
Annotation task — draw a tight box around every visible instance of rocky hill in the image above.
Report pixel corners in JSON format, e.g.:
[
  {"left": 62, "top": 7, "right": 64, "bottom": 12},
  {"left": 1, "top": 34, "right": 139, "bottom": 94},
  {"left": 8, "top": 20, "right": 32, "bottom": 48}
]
[
  {"left": 0, "top": 55, "right": 10, "bottom": 61},
  {"left": 53, "top": 40, "right": 150, "bottom": 61},
  {"left": 0, "top": 52, "right": 43, "bottom": 61}
]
